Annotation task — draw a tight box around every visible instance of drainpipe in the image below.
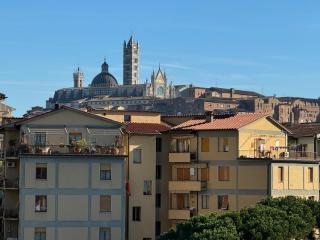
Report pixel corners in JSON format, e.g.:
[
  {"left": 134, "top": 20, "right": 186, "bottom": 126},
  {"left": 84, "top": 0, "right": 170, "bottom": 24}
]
[{"left": 125, "top": 133, "right": 130, "bottom": 240}]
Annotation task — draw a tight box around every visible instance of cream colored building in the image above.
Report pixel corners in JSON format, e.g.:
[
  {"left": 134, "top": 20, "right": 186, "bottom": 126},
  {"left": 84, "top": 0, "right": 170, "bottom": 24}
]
[
  {"left": 1, "top": 107, "right": 127, "bottom": 240},
  {"left": 166, "top": 112, "right": 319, "bottom": 227}
]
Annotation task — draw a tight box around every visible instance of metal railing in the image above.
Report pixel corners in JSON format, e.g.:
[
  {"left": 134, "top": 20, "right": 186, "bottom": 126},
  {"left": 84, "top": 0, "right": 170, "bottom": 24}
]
[
  {"left": 238, "top": 150, "right": 320, "bottom": 161},
  {"left": 0, "top": 178, "right": 19, "bottom": 189},
  {"left": 8, "top": 144, "right": 126, "bottom": 156},
  {"left": 3, "top": 208, "right": 19, "bottom": 219}
]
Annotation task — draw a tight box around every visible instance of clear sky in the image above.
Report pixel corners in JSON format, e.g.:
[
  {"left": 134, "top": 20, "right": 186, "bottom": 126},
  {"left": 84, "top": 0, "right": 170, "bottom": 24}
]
[{"left": 1, "top": 1, "right": 320, "bottom": 116}]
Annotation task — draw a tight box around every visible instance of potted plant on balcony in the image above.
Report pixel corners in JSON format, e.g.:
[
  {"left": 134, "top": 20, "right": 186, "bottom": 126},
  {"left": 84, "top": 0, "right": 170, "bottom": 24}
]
[{"left": 71, "top": 139, "right": 88, "bottom": 153}]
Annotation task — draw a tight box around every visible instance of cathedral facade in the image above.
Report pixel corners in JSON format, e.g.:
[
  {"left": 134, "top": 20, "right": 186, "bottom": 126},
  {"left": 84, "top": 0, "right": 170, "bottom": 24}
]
[{"left": 46, "top": 36, "right": 176, "bottom": 109}]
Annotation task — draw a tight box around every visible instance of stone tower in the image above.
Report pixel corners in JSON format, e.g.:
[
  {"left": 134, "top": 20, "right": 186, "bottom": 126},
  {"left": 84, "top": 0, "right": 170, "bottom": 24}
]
[
  {"left": 123, "top": 36, "right": 139, "bottom": 85},
  {"left": 73, "top": 67, "right": 84, "bottom": 88}
]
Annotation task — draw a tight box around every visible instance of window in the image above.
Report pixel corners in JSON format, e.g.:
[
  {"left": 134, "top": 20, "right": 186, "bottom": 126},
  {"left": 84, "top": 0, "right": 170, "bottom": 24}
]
[
  {"left": 308, "top": 167, "right": 314, "bottom": 182},
  {"left": 176, "top": 193, "right": 189, "bottom": 209},
  {"left": 156, "top": 138, "right": 162, "bottom": 152},
  {"left": 156, "top": 165, "right": 162, "bottom": 180},
  {"left": 201, "top": 194, "right": 209, "bottom": 209},
  {"left": 201, "top": 168, "right": 209, "bottom": 181},
  {"left": 143, "top": 180, "right": 152, "bottom": 195},
  {"left": 177, "top": 168, "right": 190, "bottom": 181},
  {"left": 133, "top": 149, "right": 142, "bottom": 163},
  {"left": 156, "top": 193, "right": 161, "bottom": 208},
  {"left": 132, "top": 206, "right": 141, "bottom": 221},
  {"left": 34, "top": 132, "right": 46, "bottom": 146},
  {"left": 156, "top": 221, "right": 161, "bottom": 236},
  {"left": 308, "top": 196, "right": 315, "bottom": 200},
  {"left": 218, "top": 166, "right": 230, "bottom": 181},
  {"left": 278, "top": 167, "right": 284, "bottom": 183},
  {"left": 100, "top": 163, "right": 111, "bottom": 180},
  {"left": 100, "top": 195, "right": 111, "bottom": 212},
  {"left": 34, "top": 227, "right": 46, "bottom": 240},
  {"left": 35, "top": 195, "right": 47, "bottom": 212},
  {"left": 69, "top": 132, "right": 82, "bottom": 144},
  {"left": 219, "top": 137, "right": 230, "bottom": 152},
  {"left": 124, "top": 114, "right": 131, "bottom": 122},
  {"left": 201, "top": 137, "right": 210, "bottom": 152},
  {"left": 170, "top": 138, "right": 190, "bottom": 153},
  {"left": 218, "top": 195, "right": 229, "bottom": 210},
  {"left": 36, "top": 163, "right": 47, "bottom": 180},
  {"left": 99, "top": 227, "right": 111, "bottom": 240}
]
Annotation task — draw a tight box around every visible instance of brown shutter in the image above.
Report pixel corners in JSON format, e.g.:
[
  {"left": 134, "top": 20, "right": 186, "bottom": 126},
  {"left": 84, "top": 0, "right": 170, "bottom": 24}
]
[{"left": 201, "top": 168, "right": 209, "bottom": 181}]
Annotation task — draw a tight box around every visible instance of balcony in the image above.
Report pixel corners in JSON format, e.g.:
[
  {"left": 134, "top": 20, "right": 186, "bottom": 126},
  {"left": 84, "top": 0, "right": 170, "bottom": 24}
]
[
  {"left": 168, "top": 209, "right": 191, "bottom": 220},
  {"left": 0, "top": 178, "right": 19, "bottom": 190},
  {"left": 17, "top": 144, "right": 126, "bottom": 156},
  {"left": 169, "top": 180, "right": 207, "bottom": 192},
  {"left": 169, "top": 152, "right": 191, "bottom": 163},
  {"left": 238, "top": 149, "right": 320, "bottom": 161},
  {"left": 3, "top": 208, "right": 19, "bottom": 219}
]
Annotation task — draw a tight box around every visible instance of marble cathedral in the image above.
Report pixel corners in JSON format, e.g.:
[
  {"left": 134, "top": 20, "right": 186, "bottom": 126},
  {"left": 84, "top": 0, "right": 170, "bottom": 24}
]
[{"left": 47, "top": 36, "right": 176, "bottom": 108}]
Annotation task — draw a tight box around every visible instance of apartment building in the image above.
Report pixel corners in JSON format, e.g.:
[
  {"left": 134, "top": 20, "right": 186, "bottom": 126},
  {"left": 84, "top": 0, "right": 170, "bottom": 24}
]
[
  {"left": 0, "top": 107, "right": 127, "bottom": 240},
  {"left": 88, "top": 108, "right": 170, "bottom": 240},
  {"left": 166, "top": 112, "right": 319, "bottom": 227}
]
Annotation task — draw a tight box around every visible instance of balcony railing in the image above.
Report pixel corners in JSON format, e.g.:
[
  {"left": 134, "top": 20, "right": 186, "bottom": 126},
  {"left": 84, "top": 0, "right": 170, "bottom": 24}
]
[
  {"left": 169, "top": 180, "right": 207, "bottom": 192},
  {"left": 238, "top": 150, "right": 320, "bottom": 161},
  {"left": 11, "top": 144, "right": 126, "bottom": 156},
  {"left": 168, "top": 208, "right": 197, "bottom": 220},
  {"left": 3, "top": 208, "right": 19, "bottom": 219},
  {"left": 0, "top": 178, "right": 19, "bottom": 189}
]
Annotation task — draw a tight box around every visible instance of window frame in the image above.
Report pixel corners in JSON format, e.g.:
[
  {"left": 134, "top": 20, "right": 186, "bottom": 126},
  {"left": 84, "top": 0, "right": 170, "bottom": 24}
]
[
  {"left": 156, "top": 193, "right": 161, "bottom": 208},
  {"left": 143, "top": 180, "right": 152, "bottom": 195},
  {"left": 100, "top": 195, "right": 111, "bottom": 212},
  {"left": 201, "top": 137, "right": 210, "bottom": 152},
  {"left": 278, "top": 166, "right": 284, "bottom": 183},
  {"left": 156, "top": 138, "right": 162, "bottom": 152},
  {"left": 132, "top": 206, "right": 141, "bottom": 221},
  {"left": 156, "top": 165, "right": 162, "bottom": 180},
  {"left": 99, "top": 227, "right": 111, "bottom": 240},
  {"left": 36, "top": 163, "right": 47, "bottom": 180},
  {"left": 308, "top": 167, "right": 314, "bottom": 183},
  {"left": 201, "top": 194, "right": 209, "bottom": 209},
  {"left": 35, "top": 195, "right": 47, "bottom": 212},
  {"left": 218, "top": 195, "right": 229, "bottom": 210},
  {"left": 100, "top": 163, "right": 111, "bottom": 181},
  {"left": 218, "top": 166, "right": 230, "bottom": 181},
  {"left": 34, "top": 227, "right": 46, "bottom": 240},
  {"left": 133, "top": 149, "right": 142, "bottom": 164}
]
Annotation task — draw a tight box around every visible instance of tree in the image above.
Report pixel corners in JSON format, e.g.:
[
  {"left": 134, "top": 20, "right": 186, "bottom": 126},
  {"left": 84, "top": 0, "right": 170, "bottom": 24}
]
[{"left": 159, "top": 214, "right": 239, "bottom": 240}]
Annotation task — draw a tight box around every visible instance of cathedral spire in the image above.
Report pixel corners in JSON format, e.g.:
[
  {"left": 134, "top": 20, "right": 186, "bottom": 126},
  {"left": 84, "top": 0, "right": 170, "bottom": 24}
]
[{"left": 101, "top": 59, "right": 109, "bottom": 73}]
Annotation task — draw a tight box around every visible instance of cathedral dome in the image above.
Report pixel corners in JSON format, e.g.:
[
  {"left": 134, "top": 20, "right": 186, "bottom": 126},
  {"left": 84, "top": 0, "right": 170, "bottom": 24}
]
[{"left": 91, "top": 61, "right": 118, "bottom": 87}]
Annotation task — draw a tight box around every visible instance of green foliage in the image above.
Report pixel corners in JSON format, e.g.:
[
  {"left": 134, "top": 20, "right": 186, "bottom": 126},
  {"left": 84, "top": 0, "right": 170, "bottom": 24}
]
[{"left": 159, "top": 196, "right": 320, "bottom": 240}]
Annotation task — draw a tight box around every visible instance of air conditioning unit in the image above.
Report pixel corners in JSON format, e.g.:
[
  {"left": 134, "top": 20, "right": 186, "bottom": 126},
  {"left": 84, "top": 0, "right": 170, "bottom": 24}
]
[{"left": 6, "top": 161, "right": 16, "bottom": 168}]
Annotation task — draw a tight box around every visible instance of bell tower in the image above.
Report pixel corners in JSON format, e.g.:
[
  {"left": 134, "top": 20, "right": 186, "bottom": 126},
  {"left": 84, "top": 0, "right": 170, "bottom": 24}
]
[
  {"left": 73, "top": 67, "right": 84, "bottom": 88},
  {"left": 123, "top": 35, "right": 139, "bottom": 85}
]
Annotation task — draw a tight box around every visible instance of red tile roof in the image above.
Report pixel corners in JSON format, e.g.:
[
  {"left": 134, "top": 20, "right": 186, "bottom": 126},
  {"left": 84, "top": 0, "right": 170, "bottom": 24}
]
[
  {"left": 174, "top": 113, "right": 268, "bottom": 130},
  {"left": 124, "top": 122, "right": 170, "bottom": 135},
  {"left": 287, "top": 123, "right": 320, "bottom": 138}
]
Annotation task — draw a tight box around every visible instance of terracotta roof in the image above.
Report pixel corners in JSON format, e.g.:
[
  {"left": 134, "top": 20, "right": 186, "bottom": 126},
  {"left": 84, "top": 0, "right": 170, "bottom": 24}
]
[
  {"left": 287, "top": 123, "right": 320, "bottom": 138},
  {"left": 174, "top": 113, "right": 268, "bottom": 130},
  {"left": 124, "top": 122, "right": 170, "bottom": 135},
  {"left": 172, "top": 119, "right": 207, "bottom": 129}
]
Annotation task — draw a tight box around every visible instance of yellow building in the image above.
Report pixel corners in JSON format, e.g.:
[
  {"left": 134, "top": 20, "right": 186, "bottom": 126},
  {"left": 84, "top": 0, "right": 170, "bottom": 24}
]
[{"left": 166, "top": 112, "right": 319, "bottom": 227}]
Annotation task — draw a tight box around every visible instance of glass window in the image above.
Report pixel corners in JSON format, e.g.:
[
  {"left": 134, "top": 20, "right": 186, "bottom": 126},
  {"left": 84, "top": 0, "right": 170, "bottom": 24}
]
[
  {"left": 69, "top": 132, "right": 82, "bottom": 144},
  {"left": 218, "top": 166, "right": 230, "bottom": 181},
  {"left": 218, "top": 195, "right": 229, "bottom": 210},
  {"left": 156, "top": 138, "right": 162, "bottom": 152},
  {"left": 156, "top": 165, "right": 162, "bottom": 180},
  {"left": 170, "top": 138, "right": 190, "bottom": 153},
  {"left": 35, "top": 195, "right": 47, "bottom": 212},
  {"left": 278, "top": 167, "right": 284, "bottom": 182},
  {"left": 100, "top": 163, "right": 111, "bottom": 180},
  {"left": 133, "top": 149, "right": 142, "bottom": 163},
  {"left": 143, "top": 180, "right": 152, "bottom": 195},
  {"left": 201, "top": 138, "right": 210, "bottom": 152},
  {"left": 34, "top": 132, "right": 46, "bottom": 146},
  {"left": 124, "top": 115, "right": 131, "bottom": 122},
  {"left": 308, "top": 167, "right": 314, "bottom": 182},
  {"left": 156, "top": 193, "right": 161, "bottom": 208},
  {"left": 99, "top": 227, "right": 111, "bottom": 240},
  {"left": 36, "top": 163, "right": 47, "bottom": 180},
  {"left": 156, "top": 221, "right": 161, "bottom": 236},
  {"left": 132, "top": 206, "right": 141, "bottom": 221},
  {"left": 201, "top": 194, "right": 209, "bottom": 209},
  {"left": 100, "top": 195, "right": 111, "bottom": 212},
  {"left": 219, "top": 137, "right": 230, "bottom": 152},
  {"left": 34, "top": 227, "right": 46, "bottom": 240}
]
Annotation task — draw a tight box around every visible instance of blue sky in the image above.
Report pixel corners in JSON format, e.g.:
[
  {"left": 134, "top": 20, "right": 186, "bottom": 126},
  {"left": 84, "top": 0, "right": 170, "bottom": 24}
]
[{"left": 1, "top": 1, "right": 320, "bottom": 116}]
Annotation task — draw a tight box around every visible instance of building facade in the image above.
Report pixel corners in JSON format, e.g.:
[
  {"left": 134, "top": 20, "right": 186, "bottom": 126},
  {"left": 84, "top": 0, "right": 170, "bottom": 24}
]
[
  {"left": 165, "top": 112, "right": 319, "bottom": 227},
  {"left": 0, "top": 107, "right": 127, "bottom": 240}
]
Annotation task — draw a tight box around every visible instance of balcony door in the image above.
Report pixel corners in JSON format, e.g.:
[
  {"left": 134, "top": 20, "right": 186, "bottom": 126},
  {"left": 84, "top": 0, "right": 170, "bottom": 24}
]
[
  {"left": 177, "top": 193, "right": 189, "bottom": 209},
  {"left": 177, "top": 168, "right": 190, "bottom": 181}
]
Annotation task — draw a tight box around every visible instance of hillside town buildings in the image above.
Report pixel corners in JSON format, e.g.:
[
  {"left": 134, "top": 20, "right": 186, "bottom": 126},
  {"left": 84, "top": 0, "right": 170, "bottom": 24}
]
[{"left": 1, "top": 105, "right": 320, "bottom": 239}]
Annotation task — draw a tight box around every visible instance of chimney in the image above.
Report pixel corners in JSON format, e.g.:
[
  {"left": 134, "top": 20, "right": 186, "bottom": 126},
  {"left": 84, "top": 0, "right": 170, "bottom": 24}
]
[{"left": 205, "top": 111, "right": 214, "bottom": 122}]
